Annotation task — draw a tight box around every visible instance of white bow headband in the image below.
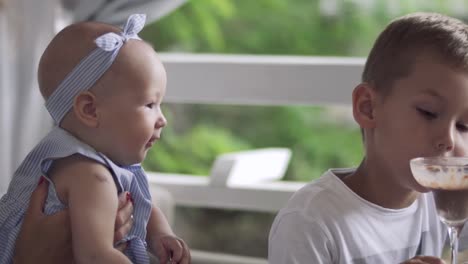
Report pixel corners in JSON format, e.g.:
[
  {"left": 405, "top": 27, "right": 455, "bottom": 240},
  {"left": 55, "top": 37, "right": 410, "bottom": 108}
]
[{"left": 45, "top": 14, "right": 146, "bottom": 124}]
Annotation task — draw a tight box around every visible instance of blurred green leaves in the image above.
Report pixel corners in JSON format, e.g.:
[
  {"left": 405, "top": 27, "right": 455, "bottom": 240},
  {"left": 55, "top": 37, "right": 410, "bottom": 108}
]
[
  {"left": 144, "top": 121, "right": 251, "bottom": 175},
  {"left": 143, "top": 104, "right": 362, "bottom": 181},
  {"left": 141, "top": 0, "right": 464, "bottom": 181}
]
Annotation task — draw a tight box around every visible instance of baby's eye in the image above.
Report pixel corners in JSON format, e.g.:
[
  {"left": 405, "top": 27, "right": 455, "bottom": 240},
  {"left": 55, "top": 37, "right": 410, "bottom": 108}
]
[
  {"left": 417, "top": 107, "right": 437, "bottom": 120},
  {"left": 456, "top": 123, "right": 468, "bottom": 133}
]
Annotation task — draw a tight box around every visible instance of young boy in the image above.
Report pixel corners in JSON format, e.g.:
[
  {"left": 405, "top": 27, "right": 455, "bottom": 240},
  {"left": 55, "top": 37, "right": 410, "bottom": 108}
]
[
  {"left": 0, "top": 14, "right": 190, "bottom": 263},
  {"left": 269, "top": 12, "right": 468, "bottom": 264}
]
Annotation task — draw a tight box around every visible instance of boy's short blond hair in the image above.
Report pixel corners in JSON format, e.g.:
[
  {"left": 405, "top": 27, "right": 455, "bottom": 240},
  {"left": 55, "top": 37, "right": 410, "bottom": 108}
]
[{"left": 362, "top": 12, "right": 468, "bottom": 95}]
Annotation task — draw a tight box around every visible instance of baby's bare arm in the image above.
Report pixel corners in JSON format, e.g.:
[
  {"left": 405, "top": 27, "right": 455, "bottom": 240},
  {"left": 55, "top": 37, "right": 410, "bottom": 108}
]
[
  {"left": 13, "top": 173, "right": 134, "bottom": 264},
  {"left": 51, "top": 155, "right": 132, "bottom": 264},
  {"left": 147, "top": 205, "right": 191, "bottom": 264},
  {"left": 147, "top": 205, "right": 174, "bottom": 240}
]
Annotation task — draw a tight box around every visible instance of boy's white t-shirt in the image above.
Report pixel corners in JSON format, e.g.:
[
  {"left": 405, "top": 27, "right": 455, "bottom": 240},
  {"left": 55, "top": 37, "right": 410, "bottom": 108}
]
[{"left": 268, "top": 168, "right": 451, "bottom": 264}]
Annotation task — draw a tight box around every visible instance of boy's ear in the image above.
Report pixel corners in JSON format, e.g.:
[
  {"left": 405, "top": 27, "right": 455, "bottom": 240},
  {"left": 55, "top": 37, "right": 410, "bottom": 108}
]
[
  {"left": 73, "top": 91, "right": 99, "bottom": 128},
  {"left": 352, "top": 83, "right": 377, "bottom": 129}
]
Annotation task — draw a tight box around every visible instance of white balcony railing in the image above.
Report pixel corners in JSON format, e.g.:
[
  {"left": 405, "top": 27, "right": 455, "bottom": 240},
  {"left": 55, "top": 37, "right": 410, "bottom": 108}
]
[{"left": 149, "top": 53, "right": 365, "bottom": 263}]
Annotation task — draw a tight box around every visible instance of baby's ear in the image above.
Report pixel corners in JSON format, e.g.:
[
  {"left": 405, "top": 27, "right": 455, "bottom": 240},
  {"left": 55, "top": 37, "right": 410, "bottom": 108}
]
[
  {"left": 73, "top": 91, "right": 99, "bottom": 128},
  {"left": 352, "top": 83, "right": 377, "bottom": 129}
]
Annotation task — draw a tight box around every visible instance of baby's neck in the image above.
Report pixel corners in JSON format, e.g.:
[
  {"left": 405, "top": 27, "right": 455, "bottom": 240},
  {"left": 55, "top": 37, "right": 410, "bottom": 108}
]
[{"left": 60, "top": 115, "right": 105, "bottom": 155}]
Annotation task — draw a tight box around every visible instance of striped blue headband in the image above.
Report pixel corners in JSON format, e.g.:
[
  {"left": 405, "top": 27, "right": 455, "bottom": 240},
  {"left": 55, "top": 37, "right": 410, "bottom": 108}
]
[{"left": 45, "top": 14, "right": 147, "bottom": 125}]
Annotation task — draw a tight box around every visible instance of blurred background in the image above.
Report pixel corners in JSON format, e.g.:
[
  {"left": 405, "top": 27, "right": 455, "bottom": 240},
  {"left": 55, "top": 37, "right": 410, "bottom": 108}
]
[
  {"left": 138, "top": 0, "right": 468, "bottom": 260},
  {"left": 1, "top": 0, "right": 467, "bottom": 262}
]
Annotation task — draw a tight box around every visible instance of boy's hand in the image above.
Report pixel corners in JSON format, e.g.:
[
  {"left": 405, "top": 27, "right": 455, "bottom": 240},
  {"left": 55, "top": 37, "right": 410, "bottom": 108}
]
[
  {"left": 152, "top": 234, "right": 190, "bottom": 264},
  {"left": 400, "top": 256, "right": 446, "bottom": 264}
]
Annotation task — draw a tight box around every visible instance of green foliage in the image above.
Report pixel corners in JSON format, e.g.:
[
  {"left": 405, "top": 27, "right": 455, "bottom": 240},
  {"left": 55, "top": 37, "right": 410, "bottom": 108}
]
[
  {"left": 140, "top": 0, "right": 463, "bottom": 182},
  {"left": 143, "top": 122, "right": 251, "bottom": 175},
  {"left": 143, "top": 104, "right": 362, "bottom": 181},
  {"left": 141, "top": 0, "right": 236, "bottom": 52},
  {"left": 141, "top": 0, "right": 388, "bottom": 56},
  {"left": 139, "top": 0, "right": 467, "bottom": 258}
]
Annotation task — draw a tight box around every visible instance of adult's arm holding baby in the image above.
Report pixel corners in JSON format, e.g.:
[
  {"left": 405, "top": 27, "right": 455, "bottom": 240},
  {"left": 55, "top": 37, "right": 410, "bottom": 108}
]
[{"left": 13, "top": 178, "right": 72, "bottom": 264}]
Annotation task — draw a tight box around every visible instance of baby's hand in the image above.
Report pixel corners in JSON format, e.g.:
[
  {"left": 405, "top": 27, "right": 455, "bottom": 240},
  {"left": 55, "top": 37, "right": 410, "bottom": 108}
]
[{"left": 152, "top": 234, "right": 190, "bottom": 264}]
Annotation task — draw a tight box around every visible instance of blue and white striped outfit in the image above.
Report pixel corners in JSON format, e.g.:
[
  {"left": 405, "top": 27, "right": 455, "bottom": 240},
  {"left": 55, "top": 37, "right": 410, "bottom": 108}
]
[
  {"left": 0, "top": 126, "right": 152, "bottom": 263},
  {"left": 0, "top": 13, "right": 155, "bottom": 263}
]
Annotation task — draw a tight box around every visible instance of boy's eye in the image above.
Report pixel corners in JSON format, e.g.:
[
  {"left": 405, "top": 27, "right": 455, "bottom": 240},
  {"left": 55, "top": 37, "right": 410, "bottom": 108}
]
[
  {"left": 456, "top": 123, "right": 468, "bottom": 133},
  {"left": 417, "top": 107, "right": 437, "bottom": 120},
  {"left": 146, "top": 103, "right": 156, "bottom": 109}
]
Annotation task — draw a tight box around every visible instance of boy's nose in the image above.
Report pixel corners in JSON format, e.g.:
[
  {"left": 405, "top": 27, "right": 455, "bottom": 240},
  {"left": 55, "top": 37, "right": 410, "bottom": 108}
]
[
  {"left": 436, "top": 142, "right": 453, "bottom": 153},
  {"left": 435, "top": 126, "right": 454, "bottom": 154}
]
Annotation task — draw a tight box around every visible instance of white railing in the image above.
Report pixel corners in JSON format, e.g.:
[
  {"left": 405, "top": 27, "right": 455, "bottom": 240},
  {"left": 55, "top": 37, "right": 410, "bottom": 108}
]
[
  {"left": 149, "top": 53, "right": 365, "bottom": 263},
  {"left": 161, "top": 53, "right": 364, "bottom": 106},
  {"left": 149, "top": 148, "right": 305, "bottom": 213}
]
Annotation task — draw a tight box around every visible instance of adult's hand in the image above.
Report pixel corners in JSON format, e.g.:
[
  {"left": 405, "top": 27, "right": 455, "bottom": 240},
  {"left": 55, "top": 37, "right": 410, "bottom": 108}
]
[
  {"left": 13, "top": 177, "right": 134, "bottom": 264},
  {"left": 13, "top": 177, "right": 72, "bottom": 264},
  {"left": 114, "top": 192, "right": 135, "bottom": 251}
]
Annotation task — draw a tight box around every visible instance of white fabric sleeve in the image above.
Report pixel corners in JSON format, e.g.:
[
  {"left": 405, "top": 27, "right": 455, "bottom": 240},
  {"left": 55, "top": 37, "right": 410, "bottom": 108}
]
[{"left": 268, "top": 210, "right": 335, "bottom": 264}]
